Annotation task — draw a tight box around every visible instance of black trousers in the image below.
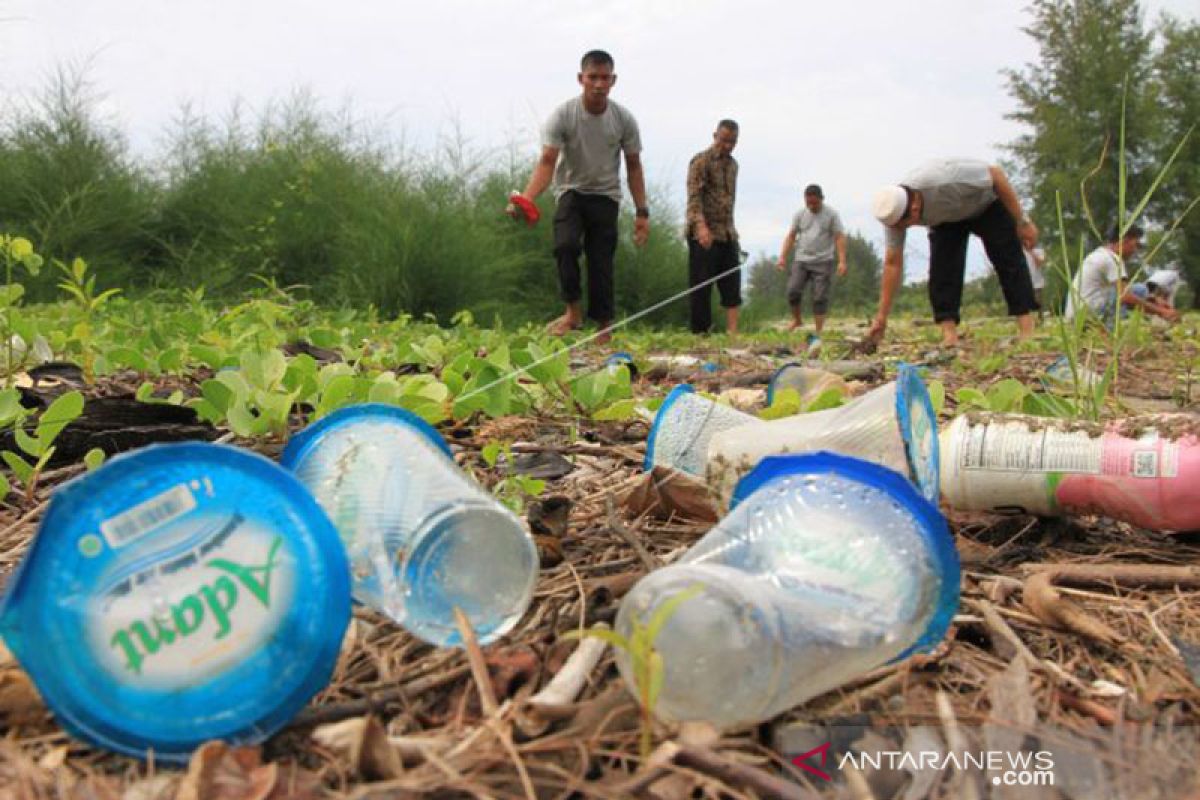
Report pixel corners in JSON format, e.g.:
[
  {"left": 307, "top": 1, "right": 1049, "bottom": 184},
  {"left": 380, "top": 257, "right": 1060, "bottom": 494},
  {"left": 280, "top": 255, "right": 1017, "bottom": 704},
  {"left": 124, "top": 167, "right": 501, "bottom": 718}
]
[
  {"left": 928, "top": 199, "right": 1037, "bottom": 324},
  {"left": 687, "top": 238, "right": 742, "bottom": 333},
  {"left": 553, "top": 190, "right": 619, "bottom": 322}
]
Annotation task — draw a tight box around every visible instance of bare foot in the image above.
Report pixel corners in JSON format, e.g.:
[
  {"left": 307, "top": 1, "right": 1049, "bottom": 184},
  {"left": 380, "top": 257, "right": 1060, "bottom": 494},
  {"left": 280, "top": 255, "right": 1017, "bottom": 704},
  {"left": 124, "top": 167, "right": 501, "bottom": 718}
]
[
  {"left": 546, "top": 314, "right": 582, "bottom": 336},
  {"left": 594, "top": 321, "right": 613, "bottom": 346},
  {"left": 787, "top": 319, "right": 802, "bottom": 332}
]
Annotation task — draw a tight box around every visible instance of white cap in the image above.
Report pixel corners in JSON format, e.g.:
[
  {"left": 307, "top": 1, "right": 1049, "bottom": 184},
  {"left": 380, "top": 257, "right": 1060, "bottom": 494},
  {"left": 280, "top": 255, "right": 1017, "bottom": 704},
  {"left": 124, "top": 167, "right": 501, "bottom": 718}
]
[
  {"left": 1147, "top": 269, "right": 1180, "bottom": 290},
  {"left": 872, "top": 185, "right": 908, "bottom": 226}
]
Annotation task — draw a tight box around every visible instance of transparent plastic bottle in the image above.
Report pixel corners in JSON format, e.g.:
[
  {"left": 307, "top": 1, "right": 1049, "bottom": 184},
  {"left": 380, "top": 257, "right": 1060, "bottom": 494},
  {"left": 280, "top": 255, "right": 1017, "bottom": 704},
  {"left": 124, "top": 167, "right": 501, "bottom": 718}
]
[
  {"left": 615, "top": 452, "right": 959, "bottom": 729},
  {"left": 706, "top": 363, "right": 940, "bottom": 508},
  {"left": 282, "top": 404, "right": 539, "bottom": 646}
]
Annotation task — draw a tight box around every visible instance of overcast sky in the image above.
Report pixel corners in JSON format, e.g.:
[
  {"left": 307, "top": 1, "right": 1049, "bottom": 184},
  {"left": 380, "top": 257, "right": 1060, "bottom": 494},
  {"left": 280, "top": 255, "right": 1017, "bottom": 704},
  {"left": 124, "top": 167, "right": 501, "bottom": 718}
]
[{"left": 1, "top": 0, "right": 1195, "bottom": 282}]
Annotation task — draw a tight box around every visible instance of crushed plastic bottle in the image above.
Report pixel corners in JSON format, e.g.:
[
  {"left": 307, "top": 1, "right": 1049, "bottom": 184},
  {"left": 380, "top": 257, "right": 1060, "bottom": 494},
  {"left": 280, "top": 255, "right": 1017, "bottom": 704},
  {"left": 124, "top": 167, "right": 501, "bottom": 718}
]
[
  {"left": 940, "top": 412, "right": 1200, "bottom": 532},
  {"left": 281, "top": 404, "right": 539, "bottom": 646},
  {"left": 0, "top": 442, "right": 350, "bottom": 761},
  {"left": 614, "top": 452, "right": 959, "bottom": 729}
]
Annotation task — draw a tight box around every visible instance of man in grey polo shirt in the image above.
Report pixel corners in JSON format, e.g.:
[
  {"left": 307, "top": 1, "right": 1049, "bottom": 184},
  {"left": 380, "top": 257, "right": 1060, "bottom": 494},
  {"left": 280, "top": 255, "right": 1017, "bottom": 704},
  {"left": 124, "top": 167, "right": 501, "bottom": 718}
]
[
  {"left": 508, "top": 49, "right": 649, "bottom": 345},
  {"left": 776, "top": 184, "right": 847, "bottom": 353},
  {"left": 869, "top": 159, "right": 1038, "bottom": 348}
]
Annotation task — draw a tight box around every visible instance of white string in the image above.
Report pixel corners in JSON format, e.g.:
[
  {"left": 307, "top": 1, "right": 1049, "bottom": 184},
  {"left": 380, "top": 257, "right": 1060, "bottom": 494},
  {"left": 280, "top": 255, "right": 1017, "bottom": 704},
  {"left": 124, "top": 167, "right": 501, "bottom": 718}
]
[{"left": 457, "top": 260, "right": 746, "bottom": 402}]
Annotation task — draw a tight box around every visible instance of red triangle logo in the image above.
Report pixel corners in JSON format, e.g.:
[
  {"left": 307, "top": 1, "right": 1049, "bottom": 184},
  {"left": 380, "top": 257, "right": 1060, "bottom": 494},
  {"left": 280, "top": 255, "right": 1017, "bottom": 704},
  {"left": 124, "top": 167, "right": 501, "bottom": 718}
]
[{"left": 791, "top": 742, "right": 833, "bottom": 781}]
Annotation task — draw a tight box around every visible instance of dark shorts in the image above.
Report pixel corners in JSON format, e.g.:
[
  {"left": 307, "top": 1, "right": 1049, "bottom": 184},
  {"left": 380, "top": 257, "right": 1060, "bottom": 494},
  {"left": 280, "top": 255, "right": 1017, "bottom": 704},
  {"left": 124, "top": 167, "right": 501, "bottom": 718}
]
[
  {"left": 786, "top": 260, "right": 833, "bottom": 315},
  {"left": 928, "top": 199, "right": 1037, "bottom": 324},
  {"left": 687, "top": 238, "right": 741, "bottom": 333}
]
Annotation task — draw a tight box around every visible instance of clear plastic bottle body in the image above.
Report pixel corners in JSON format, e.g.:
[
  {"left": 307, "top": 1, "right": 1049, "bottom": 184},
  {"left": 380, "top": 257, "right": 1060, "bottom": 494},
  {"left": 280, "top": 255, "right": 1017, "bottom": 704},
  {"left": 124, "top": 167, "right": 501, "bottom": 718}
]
[
  {"left": 286, "top": 411, "right": 538, "bottom": 646},
  {"left": 616, "top": 456, "right": 958, "bottom": 728}
]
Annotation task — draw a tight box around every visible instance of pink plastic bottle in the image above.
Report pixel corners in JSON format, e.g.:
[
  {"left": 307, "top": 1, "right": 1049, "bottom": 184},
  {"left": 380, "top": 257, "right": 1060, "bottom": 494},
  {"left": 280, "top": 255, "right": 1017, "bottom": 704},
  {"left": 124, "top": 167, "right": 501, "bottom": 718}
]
[{"left": 940, "top": 414, "right": 1200, "bottom": 532}]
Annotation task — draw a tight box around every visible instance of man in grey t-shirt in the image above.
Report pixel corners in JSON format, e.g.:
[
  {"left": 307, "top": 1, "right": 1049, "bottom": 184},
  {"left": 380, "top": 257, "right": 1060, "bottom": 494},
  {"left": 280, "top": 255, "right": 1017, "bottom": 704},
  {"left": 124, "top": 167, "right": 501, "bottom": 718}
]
[
  {"left": 508, "top": 50, "right": 649, "bottom": 345},
  {"left": 869, "top": 159, "right": 1038, "bottom": 348},
  {"left": 775, "top": 184, "right": 847, "bottom": 353}
]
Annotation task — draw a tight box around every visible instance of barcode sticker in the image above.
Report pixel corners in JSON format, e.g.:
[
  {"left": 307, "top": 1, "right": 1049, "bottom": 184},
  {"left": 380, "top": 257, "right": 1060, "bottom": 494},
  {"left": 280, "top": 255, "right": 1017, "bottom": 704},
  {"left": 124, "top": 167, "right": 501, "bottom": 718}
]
[
  {"left": 1131, "top": 451, "right": 1158, "bottom": 478},
  {"left": 100, "top": 484, "right": 197, "bottom": 548}
]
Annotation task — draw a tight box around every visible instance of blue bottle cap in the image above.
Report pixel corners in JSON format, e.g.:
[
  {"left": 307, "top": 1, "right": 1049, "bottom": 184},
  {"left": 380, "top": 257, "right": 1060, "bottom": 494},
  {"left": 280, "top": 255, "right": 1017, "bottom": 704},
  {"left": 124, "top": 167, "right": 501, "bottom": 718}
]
[
  {"left": 643, "top": 384, "right": 696, "bottom": 472},
  {"left": 605, "top": 351, "right": 634, "bottom": 367},
  {"left": 0, "top": 443, "right": 350, "bottom": 762},
  {"left": 893, "top": 363, "right": 940, "bottom": 505},
  {"left": 281, "top": 403, "right": 452, "bottom": 467},
  {"left": 730, "top": 451, "right": 960, "bottom": 659}
]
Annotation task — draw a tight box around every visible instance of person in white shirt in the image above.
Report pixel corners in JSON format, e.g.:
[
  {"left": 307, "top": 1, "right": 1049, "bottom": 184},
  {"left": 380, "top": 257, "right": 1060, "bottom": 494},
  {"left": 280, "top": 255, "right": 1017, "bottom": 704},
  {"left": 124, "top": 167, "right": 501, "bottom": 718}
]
[{"left": 1064, "top": 225, "right": 1176, "bottom": 323}]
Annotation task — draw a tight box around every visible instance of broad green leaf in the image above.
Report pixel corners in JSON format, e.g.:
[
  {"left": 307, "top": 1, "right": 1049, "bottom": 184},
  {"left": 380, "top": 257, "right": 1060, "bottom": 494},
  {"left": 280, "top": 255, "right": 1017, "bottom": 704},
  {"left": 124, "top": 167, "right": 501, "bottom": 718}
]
[
  {"left": 226, "top": 403, "right": 270, "bottom": 437},
  {"left": 201, "top": 378, "right": 237, "bottom": 413},
  {"left": 191, "top": 344, "right": 225, "bottom": 369},
  {"left": 441, "top": 368, "right": 465, "bottom": 395},
  {"left": 215, "top": 370, "right": 252, "bottom": 401},
  {"left": 481, "top": 442, "right": 503, "bottom": 468},
  {"left": 0, "top": 388, "right": 25, "bottom": 426},
  {"left": 986, "top": 378, "right": 1029, "bottom": 413},
  {"left": 7, "top": 237, "right": 33, "bottom": 259},
  {"left": 14, "top": 427, "right": 42, "bottom": 458},
  {"left": 976, "top": 353, "right": 1009, "bottom": 375},
  {"left": 955, "top": 387, "right": 988, "bottom": 411},
  {"left": 37, "top": 390, "right": 84, "bottom": 445},
  {"left": 256, "top": 392, "right": 296, "bottom": 430},
  {"left": 2, "top": 451, "right": 33, "bottom": 484},
  {"left": 485, "top": 343, "right": 512, "bottom": 372},
  {"left": 242, "top": 350, "right": 288, "bottom": 390},
  {"left": 157, "top": 348, "right": 185, "bottom": 373},
  {"left": 317, "top": 362, "right": 355, "bottom": 391},
  {"left": 368, "top": 379, "right": 402, "bottom": 405},
  {"left": 570, "top": 370, "right": 613, "bottom": 413},
  {"left": 318, "top": 374, "right": 359, "bottom": 416},
  {"left": 593, "top": 398, "right": 639, "bottom": 421},
  {"left": 135, "top": 382, "right": 157, "bottom": 402},
  {"left": 106, "top": 347, "right": 148, "bottom": 372},
  {"left": 0, "top": 472, "right": 10, "bottom": 499},
  {"left": 397, "top": 397, "right": 448, "bottom": 425},
  {"left": 0, "top": 284, "right": 25, "bottom": 307},
  {"left": 187, "top": 398, "right": 225, "bottom": 425}
]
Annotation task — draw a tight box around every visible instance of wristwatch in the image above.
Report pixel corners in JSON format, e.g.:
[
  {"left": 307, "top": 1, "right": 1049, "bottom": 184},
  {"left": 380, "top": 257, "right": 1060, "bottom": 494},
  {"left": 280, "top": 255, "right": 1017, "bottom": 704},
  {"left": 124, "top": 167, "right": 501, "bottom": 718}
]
[{"left": 635, "top": 207, "right": 650, "bottom": 219}]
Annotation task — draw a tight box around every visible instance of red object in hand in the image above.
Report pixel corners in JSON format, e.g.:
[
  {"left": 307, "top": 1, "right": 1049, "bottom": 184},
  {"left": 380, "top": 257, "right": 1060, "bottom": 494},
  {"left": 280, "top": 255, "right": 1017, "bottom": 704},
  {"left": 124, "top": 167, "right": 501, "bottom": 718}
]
[{"left": 508, "top": 192, "right": 540, "bottom": 226}]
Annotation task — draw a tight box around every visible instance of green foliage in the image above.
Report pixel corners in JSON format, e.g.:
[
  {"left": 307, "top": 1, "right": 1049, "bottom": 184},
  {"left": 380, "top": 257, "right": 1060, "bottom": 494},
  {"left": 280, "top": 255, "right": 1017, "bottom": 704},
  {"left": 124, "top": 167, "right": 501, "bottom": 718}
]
[
  {"left": 1152, "top": 15, "right": 1200, "bottom": 308},
  {"left": 1004, "top": 0, "right": 1157, "bottom": 272},
  {"left": 2, "top": 390, "right": 86, "bottom": 502},
  {"left": 1, "top": 77, "right": 689, "bottom": 324},
  {"left": 0, "top": 68, "right": 152, "bottom": 299},
  {"left": 480, "top": 441, "right": 547, "bottom": 513},
  {"left": 0, "top": 235, "right": 46, "bottom": 385},
  {"left": 955, "top": 377, "right": 1077, "bottom": 418}
]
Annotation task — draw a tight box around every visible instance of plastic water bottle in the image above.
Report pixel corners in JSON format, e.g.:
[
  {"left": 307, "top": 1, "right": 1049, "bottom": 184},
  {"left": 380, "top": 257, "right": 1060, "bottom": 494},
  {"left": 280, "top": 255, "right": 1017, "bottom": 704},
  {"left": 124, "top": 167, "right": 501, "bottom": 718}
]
[
  {"left": 940, "top": 412, "right": 1200, "bottom": 532},
  {"left": 282, "top": 404, "right": 539, "bottom": 646},
  {"left": 614, "top": 452, "right": 959, "bottom": 729}
]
